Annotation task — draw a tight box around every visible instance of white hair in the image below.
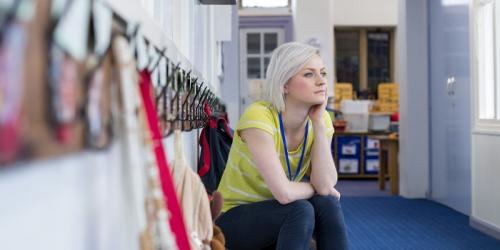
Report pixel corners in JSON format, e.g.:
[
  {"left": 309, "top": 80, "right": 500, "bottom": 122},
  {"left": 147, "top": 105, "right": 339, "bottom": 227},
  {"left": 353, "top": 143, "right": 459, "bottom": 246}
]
[{"left": 262, "top": 42, "right": 320, "bottom": 112}]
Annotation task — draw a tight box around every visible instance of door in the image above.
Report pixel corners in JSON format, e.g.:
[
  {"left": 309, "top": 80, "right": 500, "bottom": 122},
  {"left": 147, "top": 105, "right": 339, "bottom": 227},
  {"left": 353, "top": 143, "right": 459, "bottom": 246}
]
[
  {"left": 239, "top": 28, "right": 284, "bottom": 114},
  {"left": 429, "top": 0, "right": 471, "bottom": 215}
]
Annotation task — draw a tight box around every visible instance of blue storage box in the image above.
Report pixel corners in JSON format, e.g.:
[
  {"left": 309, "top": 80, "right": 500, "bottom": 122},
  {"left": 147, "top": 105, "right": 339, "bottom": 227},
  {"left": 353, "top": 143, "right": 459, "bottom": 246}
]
[
  {"left": 364, "top": 137, "right": 380, "bottom": 174},
  {"left": 337, "top": 136, "right": 361, "bottom": 174}
]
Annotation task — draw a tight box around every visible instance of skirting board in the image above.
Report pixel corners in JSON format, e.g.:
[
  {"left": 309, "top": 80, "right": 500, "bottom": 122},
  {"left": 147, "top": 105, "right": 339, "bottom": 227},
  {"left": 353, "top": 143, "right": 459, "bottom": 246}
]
[{"left": 470, "top": 216, "right": 500, "bottom": 241}]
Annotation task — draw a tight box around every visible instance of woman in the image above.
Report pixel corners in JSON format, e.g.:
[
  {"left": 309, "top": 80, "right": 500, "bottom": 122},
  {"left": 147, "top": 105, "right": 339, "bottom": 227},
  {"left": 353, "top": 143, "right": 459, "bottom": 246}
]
[{"left": 216, "top": 42, "right": 348, "bottom": 250}]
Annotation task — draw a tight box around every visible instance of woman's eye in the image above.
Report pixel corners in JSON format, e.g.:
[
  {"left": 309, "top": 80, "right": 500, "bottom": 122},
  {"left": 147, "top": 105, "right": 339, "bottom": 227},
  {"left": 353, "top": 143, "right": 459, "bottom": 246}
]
[
  {"left": 304, "top": 72, "right": 314, "bottom": 77},
  {"left": 321, "top": 72, "right": 327, "bottom": 77}
]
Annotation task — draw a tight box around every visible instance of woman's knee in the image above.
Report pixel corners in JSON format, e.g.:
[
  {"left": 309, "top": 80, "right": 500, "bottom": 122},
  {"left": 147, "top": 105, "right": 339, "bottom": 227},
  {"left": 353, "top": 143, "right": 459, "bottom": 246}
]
[
  {"left": 310, "top": 194, "right": 342, "bottom": 214},
  {"left": 313, "top": 193, "right": 340, "bottom": 204},
  {"left": 286, "top": 200, "right": 315, "bottom": 223}
]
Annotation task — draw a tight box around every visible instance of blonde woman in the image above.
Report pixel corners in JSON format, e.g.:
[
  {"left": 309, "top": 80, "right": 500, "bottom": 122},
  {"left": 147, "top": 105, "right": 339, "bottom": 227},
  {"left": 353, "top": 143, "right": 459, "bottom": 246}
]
[{"left": 216, "top": 42, "right": 348, "bottom": 250}]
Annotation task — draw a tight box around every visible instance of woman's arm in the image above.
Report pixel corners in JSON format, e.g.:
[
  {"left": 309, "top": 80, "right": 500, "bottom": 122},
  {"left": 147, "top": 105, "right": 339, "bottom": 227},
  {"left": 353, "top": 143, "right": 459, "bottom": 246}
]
[
  {"left": 240, "top": 128, "right": 316, "bottom": 205},
  {"left": 308, "top": 98, "right": 339, "bottom": 196},
  {"left": 309, "top": 122, "right": 338, "bottom": 195}
]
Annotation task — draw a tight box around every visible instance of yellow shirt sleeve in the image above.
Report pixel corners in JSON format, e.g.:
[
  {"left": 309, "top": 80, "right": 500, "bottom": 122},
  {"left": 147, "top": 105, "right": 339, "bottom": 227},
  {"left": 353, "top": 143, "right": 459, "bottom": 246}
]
[
  {"left": 322, "top": 111, "right": 335, "bottom": 139},
  {"left": 236, "top": 102, "right": 276, "bottom": 137}
]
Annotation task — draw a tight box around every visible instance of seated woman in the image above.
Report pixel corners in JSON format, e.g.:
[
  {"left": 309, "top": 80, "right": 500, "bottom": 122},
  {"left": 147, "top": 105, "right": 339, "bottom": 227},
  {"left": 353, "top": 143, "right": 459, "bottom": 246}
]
[{"left": 216, "top": 42, "right": 348, "bottom": 250}]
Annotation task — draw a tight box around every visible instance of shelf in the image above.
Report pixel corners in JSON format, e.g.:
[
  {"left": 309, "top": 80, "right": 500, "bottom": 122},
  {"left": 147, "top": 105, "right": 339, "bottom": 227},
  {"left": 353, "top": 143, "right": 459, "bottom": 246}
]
[{"left": 333, "top": 132, "right": 388, "bottom": 178}]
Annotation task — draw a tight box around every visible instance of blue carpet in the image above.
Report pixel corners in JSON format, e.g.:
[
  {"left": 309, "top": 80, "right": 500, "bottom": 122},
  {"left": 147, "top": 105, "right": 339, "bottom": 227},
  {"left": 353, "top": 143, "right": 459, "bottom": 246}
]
[{"left": 341, "top": 197, "right": 500, "bottom": 250}]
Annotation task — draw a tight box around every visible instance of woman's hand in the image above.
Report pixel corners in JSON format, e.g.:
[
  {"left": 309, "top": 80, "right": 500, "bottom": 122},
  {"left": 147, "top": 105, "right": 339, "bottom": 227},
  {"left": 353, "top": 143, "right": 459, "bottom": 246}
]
[
  {"left": 308, "top": 95, "right": 328, "bottom": 125},
  {"left": 330, "top": 187, "right": 341, "bottom": 200}
]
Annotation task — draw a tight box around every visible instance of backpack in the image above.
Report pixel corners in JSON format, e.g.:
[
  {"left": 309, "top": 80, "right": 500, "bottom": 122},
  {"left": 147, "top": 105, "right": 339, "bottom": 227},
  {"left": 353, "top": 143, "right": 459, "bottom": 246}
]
[{"left": 198, "top": 116, "right": 233, "bottom": 194}]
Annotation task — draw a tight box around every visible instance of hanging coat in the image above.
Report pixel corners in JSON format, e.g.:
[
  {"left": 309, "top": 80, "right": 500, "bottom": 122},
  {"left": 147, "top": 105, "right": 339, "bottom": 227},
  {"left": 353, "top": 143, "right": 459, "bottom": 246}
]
[{"left": 171, "top": 130, "right": 213, "bottom": 250}]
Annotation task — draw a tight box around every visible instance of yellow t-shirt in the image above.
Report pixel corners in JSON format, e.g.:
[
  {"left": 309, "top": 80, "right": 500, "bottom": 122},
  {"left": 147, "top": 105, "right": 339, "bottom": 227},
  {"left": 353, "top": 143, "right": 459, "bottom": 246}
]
[{"left": 217, "top": 101, "right": 335, "bottom": 212}]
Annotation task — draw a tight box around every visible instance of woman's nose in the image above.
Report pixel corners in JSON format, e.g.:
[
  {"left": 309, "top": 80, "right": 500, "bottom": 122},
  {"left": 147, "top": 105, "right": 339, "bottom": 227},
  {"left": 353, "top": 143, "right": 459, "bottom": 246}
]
[{"left": 316, "top": 78, "right": 326, "bottom": 86}]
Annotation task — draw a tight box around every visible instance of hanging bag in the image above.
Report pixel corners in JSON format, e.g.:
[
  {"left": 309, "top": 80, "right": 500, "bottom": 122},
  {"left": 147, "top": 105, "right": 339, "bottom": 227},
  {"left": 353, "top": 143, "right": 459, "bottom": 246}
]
[{"left": 197, "top": 107, "right": 233, "bottom": 193}]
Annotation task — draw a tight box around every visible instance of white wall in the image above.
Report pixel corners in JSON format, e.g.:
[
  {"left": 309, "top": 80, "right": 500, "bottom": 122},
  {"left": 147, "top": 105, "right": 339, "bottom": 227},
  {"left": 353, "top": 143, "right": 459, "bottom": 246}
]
[
  {"left": 220, "top": 6, "right": 241, "bottom": 126},
  {"left": 0, "top": 142, "right": 137, "bottom": 250},
  {"left": 333, "top": 0, "right": 398, "bottom": 26},
  {"left": 471, "top": 133, "right": 500, "bottom": 237},
  {"left": 292, "top": 0, "right": 335, "bottom": 93},
  {"left": 395, "top": 0, "right": 429, "bottom": 198}
]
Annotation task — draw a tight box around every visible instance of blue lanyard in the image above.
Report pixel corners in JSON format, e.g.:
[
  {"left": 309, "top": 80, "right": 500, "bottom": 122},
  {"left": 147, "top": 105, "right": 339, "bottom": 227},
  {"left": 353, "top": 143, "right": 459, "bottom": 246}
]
[{"left": 278, "top": 112, "right": 309, "bottom": 181}]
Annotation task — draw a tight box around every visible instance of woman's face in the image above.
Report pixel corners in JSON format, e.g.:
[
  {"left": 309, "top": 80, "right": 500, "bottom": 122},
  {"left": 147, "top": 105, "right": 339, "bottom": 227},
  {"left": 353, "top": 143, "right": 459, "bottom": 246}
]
[{"left": 284, "top": 55, "right": 327, "bottom": 106}]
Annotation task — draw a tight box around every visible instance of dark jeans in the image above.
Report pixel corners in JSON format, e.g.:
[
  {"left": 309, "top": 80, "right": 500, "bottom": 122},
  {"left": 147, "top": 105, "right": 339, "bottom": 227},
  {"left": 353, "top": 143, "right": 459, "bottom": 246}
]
[{"left": 215, "top": 195, "right": 348, "bottom": 250}]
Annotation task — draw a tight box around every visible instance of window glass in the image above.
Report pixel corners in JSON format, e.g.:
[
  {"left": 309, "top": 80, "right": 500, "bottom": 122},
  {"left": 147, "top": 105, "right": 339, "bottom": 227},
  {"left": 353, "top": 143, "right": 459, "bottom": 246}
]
[{"left": 335, "top": 31, "right": 360, "bottom": 92}]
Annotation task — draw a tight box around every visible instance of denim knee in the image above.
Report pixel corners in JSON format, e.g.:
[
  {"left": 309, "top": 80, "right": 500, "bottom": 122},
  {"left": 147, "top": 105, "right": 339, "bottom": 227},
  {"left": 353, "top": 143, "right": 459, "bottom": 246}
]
[
  {"left": 314, "top": 194, "right": 341, "bottom": 207},
  {"left": 310, "top": 194, "right": 343, "bottom": 219},
  {"left": 286, "top": 200, "right": 315, "bottom": 226}
]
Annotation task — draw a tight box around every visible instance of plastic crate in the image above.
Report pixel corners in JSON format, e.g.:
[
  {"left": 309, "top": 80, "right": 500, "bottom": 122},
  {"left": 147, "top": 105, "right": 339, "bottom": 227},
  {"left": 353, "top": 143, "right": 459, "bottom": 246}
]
[
  {"left": 343, "top": 113, "right": 369, "bottom": 132},
  {"left": 369, "top": 113, "right": 391, "bottom": 131},
  {"left": 340, "top": 100, "right": 372, "bottom": 113},
  {"left": 334, "top": 83, "right": 353, "bottom": 110}
]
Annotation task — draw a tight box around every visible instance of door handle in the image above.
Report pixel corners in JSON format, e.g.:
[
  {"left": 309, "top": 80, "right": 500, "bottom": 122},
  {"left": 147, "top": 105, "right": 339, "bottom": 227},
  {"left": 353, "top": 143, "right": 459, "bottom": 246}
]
[{"left": 446, "top": 76, "right": 455, "bottom": 96}]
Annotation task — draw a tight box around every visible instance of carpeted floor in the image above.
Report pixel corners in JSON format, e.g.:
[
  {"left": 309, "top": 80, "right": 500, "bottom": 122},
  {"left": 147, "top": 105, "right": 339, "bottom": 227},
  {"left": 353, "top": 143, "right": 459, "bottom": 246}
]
[{"left": 340, "top": 197, "right": 500, "bottom": 249}]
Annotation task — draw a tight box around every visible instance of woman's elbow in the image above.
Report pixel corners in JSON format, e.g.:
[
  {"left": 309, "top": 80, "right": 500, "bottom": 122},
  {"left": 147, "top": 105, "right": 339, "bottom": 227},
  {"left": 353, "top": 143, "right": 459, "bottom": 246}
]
[
  {"left": 312, "top": 181, "right": 333, "bottom": 196},
  {"left": 274, "top": 190, "right": 292, "bottom": 205},
  {"left": 315, "top": 187, "right": 331, "bottom": 196}
]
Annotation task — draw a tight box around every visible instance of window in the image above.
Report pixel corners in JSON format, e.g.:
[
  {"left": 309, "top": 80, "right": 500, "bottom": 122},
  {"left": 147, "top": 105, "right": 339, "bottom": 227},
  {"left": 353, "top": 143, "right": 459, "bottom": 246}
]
[
  {"left": 241, "top": 0, "right": 289, "bottom": 8},
  {"left": 367, "top": 32, "right": 391, "bottom": 93},
  {"left": 241, "top": 29, "right": 283, "bottom": 79},
  {"left": 473, "top": 0, "right": 500, "bottom": 124},
  {"left": 335, "top": 28, "right": 394, "bottom": 99},
  {"left": 335, "top": 31, "right": 360, "bottom": 91},
  {"left": 239, "top": 28, "right": 284, "bottom": 110}
]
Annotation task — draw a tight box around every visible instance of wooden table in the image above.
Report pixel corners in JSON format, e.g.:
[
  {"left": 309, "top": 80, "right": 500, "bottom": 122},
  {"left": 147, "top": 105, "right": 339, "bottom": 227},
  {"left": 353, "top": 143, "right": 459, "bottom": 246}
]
[{"left": 370, "top": 135, "right": 399, "bottom": 195}]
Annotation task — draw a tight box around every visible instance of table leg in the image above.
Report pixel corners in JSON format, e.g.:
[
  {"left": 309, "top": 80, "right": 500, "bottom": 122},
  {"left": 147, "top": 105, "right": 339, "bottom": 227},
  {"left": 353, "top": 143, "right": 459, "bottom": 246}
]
[
  {"left": 379, "top": 148, "right": 386, "bottom": 190},
  {"left": 388, "top": 143, "right": 399, "bottom": 195}
]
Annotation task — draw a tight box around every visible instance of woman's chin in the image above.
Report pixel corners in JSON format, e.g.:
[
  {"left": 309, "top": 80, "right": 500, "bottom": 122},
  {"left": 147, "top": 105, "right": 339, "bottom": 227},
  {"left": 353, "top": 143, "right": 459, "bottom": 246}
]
[
  {"left": 296, "top": 96, "right": 325, "bottom": 106},
  {"left": 305, "top": 99, "right": 325, "bottom": 106},
  {"left": 314, "top": 96, "right": 326, "bottom": 104}
]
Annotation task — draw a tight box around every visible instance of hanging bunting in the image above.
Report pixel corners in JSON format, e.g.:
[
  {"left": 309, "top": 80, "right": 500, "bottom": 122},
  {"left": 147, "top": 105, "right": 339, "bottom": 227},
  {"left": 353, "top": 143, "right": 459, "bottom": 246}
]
[
  {"left": 83, "top": 0, "right": 113, "bottom": 149},
  {"left": 0, "top": 18, "right": 28, "bottom": 165},
  {"left": 47, "top": 0, "right": 90, "bottom": 143}
]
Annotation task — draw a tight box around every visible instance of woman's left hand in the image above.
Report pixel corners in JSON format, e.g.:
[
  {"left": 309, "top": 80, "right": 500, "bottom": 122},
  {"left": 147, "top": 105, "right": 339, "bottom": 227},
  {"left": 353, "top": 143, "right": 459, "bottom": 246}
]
[
  {"left": 308, "top": 95, "right": 328, "bottom": 125},
  {"left": 330, "top": 186, "right": 341, "bottom": 201}
]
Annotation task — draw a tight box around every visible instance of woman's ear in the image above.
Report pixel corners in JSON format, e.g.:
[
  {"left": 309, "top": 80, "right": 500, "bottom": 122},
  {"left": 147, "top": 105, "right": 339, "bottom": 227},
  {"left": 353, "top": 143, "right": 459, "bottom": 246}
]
[{"left": 283, "top": 84, "right": 289, "bottom": 94}]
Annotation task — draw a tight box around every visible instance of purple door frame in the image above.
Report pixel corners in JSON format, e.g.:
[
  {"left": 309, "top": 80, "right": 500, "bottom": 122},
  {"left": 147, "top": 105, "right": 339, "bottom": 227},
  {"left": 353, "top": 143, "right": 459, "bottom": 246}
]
[{"left": 239, "top": 15, "right": 294, "bottom": 42}]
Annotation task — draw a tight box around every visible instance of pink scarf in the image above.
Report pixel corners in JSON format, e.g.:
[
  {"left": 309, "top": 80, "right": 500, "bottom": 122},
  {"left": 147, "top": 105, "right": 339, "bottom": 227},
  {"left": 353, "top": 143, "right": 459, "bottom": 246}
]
[{"left": 139, "top": 70, "right": 191, "bottom": 250}]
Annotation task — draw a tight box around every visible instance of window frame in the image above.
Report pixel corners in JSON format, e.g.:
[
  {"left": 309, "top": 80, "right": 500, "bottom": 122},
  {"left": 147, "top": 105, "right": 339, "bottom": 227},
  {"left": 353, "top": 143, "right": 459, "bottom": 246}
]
[
  {"left": 471, "top": 0, "right": 500, "bottom": 134},
  {"left": 239, "top": 28, "right": 284, "bottom": 111},
  {"left": 240, "top": 28, "right": 284, "bottom": 80}
]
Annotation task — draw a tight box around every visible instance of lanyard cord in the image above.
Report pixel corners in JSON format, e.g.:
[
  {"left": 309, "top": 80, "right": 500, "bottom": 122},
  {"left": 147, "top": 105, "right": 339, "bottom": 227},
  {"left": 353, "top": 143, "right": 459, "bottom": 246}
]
[{"left": 278, "top": 112, "right": 309, "bottom": 181}]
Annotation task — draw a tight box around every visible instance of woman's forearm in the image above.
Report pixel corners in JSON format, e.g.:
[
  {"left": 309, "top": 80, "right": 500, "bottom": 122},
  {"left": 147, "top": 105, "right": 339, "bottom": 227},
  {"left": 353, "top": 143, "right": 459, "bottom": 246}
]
[
  {"left": 280, "top": 181, "right": 316, "bottom": 204},
  {"left": 310, "top": 123, "right": 338, "bottom": 195}
]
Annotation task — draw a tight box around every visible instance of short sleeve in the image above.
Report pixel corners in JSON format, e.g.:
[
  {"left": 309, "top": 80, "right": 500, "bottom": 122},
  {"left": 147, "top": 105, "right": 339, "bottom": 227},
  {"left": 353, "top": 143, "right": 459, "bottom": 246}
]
[
  {"left": 322, "top": 111, "right": 335, "bottom": 138},
  {"left": 236, "top": 102, "right": 276, "bottom": 137}
]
